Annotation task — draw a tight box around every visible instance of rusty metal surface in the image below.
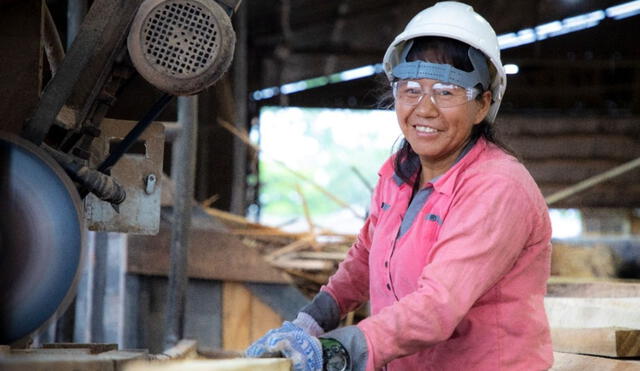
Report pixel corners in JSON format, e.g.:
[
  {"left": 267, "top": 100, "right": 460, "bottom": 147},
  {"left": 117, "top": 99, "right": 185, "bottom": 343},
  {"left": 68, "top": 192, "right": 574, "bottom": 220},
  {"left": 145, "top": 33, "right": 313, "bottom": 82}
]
[
  {"left": 85, "top": 119, "right": 165, "bottom": 234},
  {"left": 0, "top": 132, "right": 85, "bottom": 345},
  {"left": 127, "top": 0, "right": 236, "bottom": 95}
]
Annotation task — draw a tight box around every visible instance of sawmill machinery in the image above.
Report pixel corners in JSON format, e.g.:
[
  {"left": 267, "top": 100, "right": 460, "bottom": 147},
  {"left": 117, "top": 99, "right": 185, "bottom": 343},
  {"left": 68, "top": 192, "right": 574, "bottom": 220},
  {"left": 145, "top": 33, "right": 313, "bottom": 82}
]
[{"left": 0, "top": 0, "right": 241, "bottom": 346}]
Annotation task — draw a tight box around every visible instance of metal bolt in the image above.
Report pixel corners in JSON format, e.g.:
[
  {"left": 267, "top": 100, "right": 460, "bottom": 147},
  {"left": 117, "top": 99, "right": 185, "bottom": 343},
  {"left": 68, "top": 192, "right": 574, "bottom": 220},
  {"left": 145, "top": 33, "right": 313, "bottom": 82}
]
[{"left": 145, "top": 174, "right": 157, "bottom": 194}]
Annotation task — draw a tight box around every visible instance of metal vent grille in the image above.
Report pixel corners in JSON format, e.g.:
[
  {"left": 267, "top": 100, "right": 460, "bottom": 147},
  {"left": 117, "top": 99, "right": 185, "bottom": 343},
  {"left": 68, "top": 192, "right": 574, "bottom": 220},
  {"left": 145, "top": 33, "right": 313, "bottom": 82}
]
[{"left": 142, "top": 0, "right": 219, "bottom": 77}]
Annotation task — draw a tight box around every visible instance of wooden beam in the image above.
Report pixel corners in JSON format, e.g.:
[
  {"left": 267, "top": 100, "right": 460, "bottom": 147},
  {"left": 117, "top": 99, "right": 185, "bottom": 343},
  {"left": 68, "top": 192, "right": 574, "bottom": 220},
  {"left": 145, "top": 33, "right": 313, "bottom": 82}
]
[
  {"left": 545, "top": 297, "right": 640, "bottom": 329},
  {"left": 551, "top": 328, "right": 640, "bottom": 358},
  {"left": 123, "top": 358, "right": 291, "bottom": 371},
  {"left": 157, "top": 340, "right": 198, "bottom": 360},
  {"left": 222, "top": 282, "right": 251, "bottom": 351},
  {"left": 127, "top": 221, "right": 291, "bottom": 284},
  {"left": 552, "top": 351, "right": 640, "bottom": 371},
  {"left": 547, "top": 277, "right": 640, "bottom": 298},
  {"left": 507, "top": 136, "right": 640, "bottom": 161}
]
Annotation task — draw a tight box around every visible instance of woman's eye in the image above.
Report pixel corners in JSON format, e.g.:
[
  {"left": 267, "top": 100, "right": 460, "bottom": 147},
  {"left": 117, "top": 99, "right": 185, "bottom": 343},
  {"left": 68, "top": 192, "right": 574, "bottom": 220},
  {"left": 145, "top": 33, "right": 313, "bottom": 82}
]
[
  {"left": 434, "top": 89, "right": 454, "bottom": 96},
  {"left": 404, "top": 88, "right": 422, "bottom": 96}
]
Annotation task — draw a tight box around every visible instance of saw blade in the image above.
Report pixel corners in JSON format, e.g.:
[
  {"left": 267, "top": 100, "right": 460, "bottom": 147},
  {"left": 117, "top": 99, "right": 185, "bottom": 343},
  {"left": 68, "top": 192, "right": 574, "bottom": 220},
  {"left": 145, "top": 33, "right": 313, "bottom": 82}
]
[{"left": 0, "top": 132, "right": 85, "bottom": 345}]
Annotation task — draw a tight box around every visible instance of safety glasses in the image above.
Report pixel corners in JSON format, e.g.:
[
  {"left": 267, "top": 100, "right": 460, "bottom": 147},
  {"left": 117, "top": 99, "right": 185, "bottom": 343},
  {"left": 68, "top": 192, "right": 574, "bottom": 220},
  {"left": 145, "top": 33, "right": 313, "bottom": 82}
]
[{"left": 392, "top": 80, "right": 480, "bottom": 108}]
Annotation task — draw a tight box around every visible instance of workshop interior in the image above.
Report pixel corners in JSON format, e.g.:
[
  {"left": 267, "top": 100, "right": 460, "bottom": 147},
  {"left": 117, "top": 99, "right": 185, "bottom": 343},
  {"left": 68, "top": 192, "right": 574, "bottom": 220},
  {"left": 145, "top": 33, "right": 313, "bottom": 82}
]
[{"left": 2, "top": 0, "right": 640, "bottom": 369}]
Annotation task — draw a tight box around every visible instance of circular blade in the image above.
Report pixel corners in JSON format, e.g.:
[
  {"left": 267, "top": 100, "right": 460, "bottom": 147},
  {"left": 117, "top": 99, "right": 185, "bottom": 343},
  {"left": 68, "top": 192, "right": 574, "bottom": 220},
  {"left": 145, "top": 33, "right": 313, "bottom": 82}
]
[{"left": 0, "top": 132, "right": 85, "bottom": 345}]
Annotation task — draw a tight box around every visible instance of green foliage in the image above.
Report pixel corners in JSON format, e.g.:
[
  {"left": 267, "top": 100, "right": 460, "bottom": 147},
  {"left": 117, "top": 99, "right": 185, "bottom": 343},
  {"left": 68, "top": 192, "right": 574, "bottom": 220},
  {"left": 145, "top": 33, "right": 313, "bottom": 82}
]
[{"left": 259, "top": 107, "right": 398, "bottom": 219}]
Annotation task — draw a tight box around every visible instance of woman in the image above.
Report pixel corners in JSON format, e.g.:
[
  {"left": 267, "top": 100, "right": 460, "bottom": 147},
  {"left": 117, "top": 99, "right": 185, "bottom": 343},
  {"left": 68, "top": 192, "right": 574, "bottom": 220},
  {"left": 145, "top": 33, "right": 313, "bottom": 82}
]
[{"left": 247, "top": 2, "right": 553, "bottom": 370}]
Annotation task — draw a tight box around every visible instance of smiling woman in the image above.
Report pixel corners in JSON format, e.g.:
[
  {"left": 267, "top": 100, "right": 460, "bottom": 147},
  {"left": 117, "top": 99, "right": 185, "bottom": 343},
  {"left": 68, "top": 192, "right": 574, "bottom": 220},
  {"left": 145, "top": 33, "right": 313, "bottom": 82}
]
[{"left": 247, "top": 3, "right": 554, "bottom": 371}]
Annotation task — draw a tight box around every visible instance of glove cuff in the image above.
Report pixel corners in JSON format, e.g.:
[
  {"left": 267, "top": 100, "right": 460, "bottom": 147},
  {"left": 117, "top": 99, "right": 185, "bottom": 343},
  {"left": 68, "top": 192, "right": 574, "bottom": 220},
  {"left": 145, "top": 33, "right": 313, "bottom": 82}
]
[
  {"left": 300, "top": 291, "right": 341, "bottom": 332},
  {"left": 292, "top": 312, "right": 325, "bottom": 337}
]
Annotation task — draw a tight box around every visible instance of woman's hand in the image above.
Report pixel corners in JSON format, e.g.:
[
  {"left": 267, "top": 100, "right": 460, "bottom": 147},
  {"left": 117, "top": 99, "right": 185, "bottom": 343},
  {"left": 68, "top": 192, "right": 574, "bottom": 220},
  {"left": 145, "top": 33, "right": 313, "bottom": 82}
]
[{"left": 245, "top": 321, "right": 323, "bottom": 371}]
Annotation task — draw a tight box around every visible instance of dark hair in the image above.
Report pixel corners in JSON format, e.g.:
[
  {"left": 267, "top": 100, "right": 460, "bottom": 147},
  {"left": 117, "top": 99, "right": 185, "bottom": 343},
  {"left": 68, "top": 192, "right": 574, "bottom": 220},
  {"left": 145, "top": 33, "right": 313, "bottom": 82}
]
[{"left": 387, "top": 36, "right": 517, "bottom": 185}]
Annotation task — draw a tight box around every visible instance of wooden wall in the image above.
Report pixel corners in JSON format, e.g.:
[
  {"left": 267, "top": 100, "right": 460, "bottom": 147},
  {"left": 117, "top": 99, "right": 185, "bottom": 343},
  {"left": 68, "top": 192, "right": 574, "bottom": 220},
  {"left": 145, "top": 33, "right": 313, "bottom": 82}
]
[
  {"left": 222, "top": 282, "right": 282, "bottom": 351},
  {"left": 499, "top": 115, "right": 640, "bottom": 208},
  {"left": 122, "top": 276, "right": 287, "bottom": 354}
]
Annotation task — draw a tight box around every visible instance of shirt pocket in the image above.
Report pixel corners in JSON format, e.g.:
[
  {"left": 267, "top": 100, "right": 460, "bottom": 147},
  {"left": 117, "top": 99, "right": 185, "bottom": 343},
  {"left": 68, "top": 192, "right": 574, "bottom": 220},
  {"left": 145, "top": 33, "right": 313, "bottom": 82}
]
[{"left": 421, "top": 212, "right": 443, "bottom": 244}]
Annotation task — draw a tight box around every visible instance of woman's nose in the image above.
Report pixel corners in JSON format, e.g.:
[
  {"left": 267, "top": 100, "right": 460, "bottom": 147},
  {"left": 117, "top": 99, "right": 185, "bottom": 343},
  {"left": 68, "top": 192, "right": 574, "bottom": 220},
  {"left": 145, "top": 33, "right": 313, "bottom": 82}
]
[{"left": 414, "top": 94, "right": 439, "bottom": 117}]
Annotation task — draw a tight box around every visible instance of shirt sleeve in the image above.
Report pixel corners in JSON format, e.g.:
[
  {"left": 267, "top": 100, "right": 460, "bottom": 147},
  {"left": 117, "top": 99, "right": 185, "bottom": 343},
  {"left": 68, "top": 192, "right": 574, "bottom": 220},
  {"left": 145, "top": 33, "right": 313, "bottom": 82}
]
[
  {"left": 320, "top": 177, "right": 384, "bottom": 317},
  {"left": 357, "top": 172, "right": 547, "bottom": 369}
]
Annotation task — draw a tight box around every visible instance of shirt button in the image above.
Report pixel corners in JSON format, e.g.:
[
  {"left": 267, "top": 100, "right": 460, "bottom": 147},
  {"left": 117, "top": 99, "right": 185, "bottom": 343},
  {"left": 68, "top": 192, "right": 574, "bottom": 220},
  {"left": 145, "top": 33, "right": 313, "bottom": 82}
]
[
  {"left": 384, "top": 261, "right": 388, "bottom": 268},
  {"left": 386, "top": 283, "right": 391, "bottom": 290}
]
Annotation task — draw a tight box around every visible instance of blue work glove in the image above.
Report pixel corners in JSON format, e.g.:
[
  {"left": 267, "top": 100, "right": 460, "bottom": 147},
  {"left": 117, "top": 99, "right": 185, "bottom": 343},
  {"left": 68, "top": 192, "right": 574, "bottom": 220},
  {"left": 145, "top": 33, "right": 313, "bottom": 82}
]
[{"left": 245, "top": 321, "right": 323, "bottom": 371}]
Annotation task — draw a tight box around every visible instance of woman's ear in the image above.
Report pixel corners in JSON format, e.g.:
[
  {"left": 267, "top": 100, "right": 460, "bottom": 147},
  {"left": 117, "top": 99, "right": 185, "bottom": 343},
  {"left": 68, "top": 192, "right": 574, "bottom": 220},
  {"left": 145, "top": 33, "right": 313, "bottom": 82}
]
[{"left": 473, "top": 91, "right": 492, "bottom": 124}]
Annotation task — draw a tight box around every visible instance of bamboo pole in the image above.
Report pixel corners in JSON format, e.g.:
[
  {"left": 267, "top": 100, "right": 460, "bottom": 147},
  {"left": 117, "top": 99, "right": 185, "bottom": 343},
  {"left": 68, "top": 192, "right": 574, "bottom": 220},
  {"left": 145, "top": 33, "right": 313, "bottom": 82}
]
[{"left": 545, "top": 157, "right": 640, "bottom": 205}]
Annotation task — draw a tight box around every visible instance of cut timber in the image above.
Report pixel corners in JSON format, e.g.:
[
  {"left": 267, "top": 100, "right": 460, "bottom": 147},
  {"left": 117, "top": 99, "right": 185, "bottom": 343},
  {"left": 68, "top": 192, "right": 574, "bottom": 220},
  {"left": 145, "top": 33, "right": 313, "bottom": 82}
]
[
  {"left": 551, "top": 352, "right": 640, "bottom": 371},
  {"left": 222, "top": 283, "right": 251, "bottom": 351},
  {"left": 0, "top": 350, "right": 146, "bottom": 371},
  {"left": 42, "top": 343, "right": 118, "bottom": 355},
  {"left": 250, "top": 292, "right": 284, "bottom": 345},
  {"left": 547, "top": 277, "right": 640, "bottom": 298},
  {"left": 545, "top": 297, "right": 640, "bottom": 329},
  {"left": 127, "top": 223, "right": 290, "bottom": 284},
  {"left": 551, "top": 328, "right": 640, "bottom": 357},
  {"left": 157, "top": 340, "right": 198, "bottom": 360},
  {"left": 123, "top": 358, "right": 291, "bottom": 371},
  {"left": 221, "top": 282, "right": 284, "bottom": 351}
]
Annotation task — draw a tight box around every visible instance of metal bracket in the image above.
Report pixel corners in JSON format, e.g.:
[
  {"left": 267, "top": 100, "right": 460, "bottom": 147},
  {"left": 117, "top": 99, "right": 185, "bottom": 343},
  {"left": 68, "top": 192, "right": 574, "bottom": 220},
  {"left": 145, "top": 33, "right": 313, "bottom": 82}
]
[{"left": 85, "top": 119, "right": 165, "bottom": 234}]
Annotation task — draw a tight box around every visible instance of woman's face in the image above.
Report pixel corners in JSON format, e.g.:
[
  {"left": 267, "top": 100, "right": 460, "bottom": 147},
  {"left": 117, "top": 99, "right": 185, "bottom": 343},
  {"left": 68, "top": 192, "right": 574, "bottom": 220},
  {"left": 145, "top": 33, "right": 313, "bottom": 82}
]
[{"left": 395, "top": 77, "right": 491, "bottom": 171}]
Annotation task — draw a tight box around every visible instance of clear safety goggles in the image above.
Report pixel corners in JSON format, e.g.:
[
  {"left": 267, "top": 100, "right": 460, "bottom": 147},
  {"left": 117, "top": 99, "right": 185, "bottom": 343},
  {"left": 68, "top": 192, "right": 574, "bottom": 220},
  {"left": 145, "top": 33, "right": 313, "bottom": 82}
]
[{"left": 392, "top": 79, "right": 480, "bottom": 108}]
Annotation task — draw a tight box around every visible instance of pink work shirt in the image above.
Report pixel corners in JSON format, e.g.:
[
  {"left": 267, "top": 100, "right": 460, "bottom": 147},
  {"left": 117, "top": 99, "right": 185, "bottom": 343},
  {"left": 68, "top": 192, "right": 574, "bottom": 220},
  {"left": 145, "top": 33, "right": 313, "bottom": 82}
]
[{"left": 322, "top": 138, "right": 553, "bottom": 370}]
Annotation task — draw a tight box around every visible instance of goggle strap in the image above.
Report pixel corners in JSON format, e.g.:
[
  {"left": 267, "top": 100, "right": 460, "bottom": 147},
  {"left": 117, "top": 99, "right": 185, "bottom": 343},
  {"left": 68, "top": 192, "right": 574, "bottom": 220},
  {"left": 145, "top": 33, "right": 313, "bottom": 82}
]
[{"left": 392, "top": 46, "right": 490, "bottom": 91}]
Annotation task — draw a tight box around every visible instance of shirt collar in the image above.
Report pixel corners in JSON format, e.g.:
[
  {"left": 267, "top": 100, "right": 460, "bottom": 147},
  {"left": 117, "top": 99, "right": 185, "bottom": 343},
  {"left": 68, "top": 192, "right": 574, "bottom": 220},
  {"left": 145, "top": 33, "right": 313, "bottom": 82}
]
[
  {"left": 392, "top": 137, "right": 481, "bottom": 192},
  {"left": 432, "top": 137, "right": 487, "bottom": 196}
]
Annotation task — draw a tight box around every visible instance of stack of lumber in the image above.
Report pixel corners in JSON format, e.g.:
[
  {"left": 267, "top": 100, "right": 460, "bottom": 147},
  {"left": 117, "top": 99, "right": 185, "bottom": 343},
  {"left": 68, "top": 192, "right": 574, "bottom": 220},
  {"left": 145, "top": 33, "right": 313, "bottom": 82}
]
[
  {"left": 124, "top": 340, "right": 290, "bottom": 371},
  {"left": 0, "top": 343, "right": 147, "bottom": 371},
  {"left": 203, "top": 207, "right": 353, "bottom": 297},
  {"left": 546, "top": 277, "right": 640, "bottom": 370}
]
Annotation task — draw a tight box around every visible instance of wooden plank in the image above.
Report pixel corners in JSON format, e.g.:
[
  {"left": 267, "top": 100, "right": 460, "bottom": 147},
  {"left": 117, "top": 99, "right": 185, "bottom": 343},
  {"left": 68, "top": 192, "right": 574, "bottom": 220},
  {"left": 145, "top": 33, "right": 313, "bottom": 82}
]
[
  {"left": 547, "top": 277, "right": 640, "bottom": 298},
  {"left": 159, "top": 339, "right": 198, "bottom": 360},
  {"left": 551, "top": 351, "right": 640, "bottom": 371},
  {"left": 552, "top": 328, "right": 640, "bottom": 358},
  {"left": 545, "top": 297, "right": 640, "bottom": 329},
  {"left": 0, "top": 0, "right": 43, "bottom": 135},
  {"left": 123, "top": 358, "right": 291, "bottom": 371},
  {"left": 127, "top": 222, "right": 290, "bottom": 284},
  {"left": 0, "top": 349, "right": 146, "bottom": 371},
  {"left": 42, "top": 343, "right": 118, "bottom": 354},
  {"left": 0, "top": 357, "right": 112, "bottom": 371},
  {"left": 508, "top": 136, "right": 640, "bottom": 161},
  {"left": 250, "top": 295, "right": 283, "bottom": 344},
  {"left": 500, "top": 116, "right": 640, "bottom": 137},
  {"left": 97, "top": 350, "right": 148, "bottom": 371},
  {"left": 222, "top": 282, "right": 252, "bottom": 351}
]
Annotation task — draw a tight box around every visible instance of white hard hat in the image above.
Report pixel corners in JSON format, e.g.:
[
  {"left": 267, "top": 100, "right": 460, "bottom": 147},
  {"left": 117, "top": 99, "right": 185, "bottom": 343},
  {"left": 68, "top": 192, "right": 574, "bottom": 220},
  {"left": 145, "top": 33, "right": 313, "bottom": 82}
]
[{"left": 383, "top": 1, "right": 506, "bottom": 123}]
